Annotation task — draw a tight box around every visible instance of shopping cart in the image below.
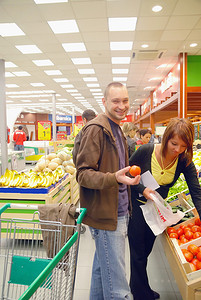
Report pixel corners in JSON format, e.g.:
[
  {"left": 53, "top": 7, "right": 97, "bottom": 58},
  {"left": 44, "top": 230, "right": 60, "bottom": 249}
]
[{"left": 0, "top": 203, "right": 86, "bottom": 300}]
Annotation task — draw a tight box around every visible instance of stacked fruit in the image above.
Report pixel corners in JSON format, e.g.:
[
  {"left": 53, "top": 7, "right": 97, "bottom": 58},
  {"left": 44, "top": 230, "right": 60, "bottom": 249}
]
[
  {"left": 167, "top": 217, "right": 201, "bottom": 245},
  {"left": 182, "top": 245, "right": 201, "bottom": 272}
]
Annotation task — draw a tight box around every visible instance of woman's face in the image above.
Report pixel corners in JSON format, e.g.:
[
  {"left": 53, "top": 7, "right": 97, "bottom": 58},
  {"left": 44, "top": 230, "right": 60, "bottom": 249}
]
[
  {"left": 141, "top": 133, "right": 151, "bottom": 144},
  {"left": 167, "top": 134, "right": 187, "bottom": 158}
]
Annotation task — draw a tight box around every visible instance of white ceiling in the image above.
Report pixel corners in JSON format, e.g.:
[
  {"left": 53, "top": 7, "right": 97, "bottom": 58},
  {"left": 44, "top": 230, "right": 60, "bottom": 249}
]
[{"left": 0, "top": 0, "right": 201, "bottom": 117}]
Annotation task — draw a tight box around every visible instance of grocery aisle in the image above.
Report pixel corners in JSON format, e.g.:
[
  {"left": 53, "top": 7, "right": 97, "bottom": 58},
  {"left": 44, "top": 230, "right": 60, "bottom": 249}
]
[{"left": 74, "top": 226, "right": 183, "bottom": 300}]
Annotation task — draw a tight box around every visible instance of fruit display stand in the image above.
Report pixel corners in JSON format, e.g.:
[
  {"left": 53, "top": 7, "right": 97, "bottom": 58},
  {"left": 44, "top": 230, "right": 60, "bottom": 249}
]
[
  {"left": 162, "top": 215, "right": 201, "bottom": 300},
  {"left": 0, "top": 172, "right": 79, "bottom": 226}
]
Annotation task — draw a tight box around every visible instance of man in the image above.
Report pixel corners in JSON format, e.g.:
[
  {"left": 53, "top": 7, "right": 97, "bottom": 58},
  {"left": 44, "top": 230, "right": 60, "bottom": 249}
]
[
  {"left": 13, "top": 125, "right": 26, "bottom": 151},
  {"left": 76, "top": 82, "right": 141, "bottom": 300},
  {"left": 72, "top": 109, "right": 96, "bottom": 165}
]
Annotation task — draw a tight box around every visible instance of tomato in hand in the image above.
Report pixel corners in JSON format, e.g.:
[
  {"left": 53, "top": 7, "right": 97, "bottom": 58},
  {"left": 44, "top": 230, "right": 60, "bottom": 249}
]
[{"left": 129, "top": 165, "right": 141, "bottom": 177}]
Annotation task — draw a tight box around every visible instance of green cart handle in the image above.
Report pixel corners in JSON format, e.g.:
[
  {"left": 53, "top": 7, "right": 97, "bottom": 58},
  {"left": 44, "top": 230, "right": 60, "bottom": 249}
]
[
  {"left": 0, "top": 203, "right": 11, "bottom": 215},
  {"left": 77, "top": 207, "right": 87, "bottom": 224}
]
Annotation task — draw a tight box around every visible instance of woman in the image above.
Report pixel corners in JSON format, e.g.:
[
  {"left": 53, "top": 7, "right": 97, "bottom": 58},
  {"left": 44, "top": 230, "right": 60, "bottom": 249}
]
[
  {"left": 122, "top": 122, "right": 138, "bottom": 157},
  {"left": 136, "top": 129, "right": 152, "bottom": 145},
  {"left": 128, "top": 118, "right": 201, "bottom": 300}
]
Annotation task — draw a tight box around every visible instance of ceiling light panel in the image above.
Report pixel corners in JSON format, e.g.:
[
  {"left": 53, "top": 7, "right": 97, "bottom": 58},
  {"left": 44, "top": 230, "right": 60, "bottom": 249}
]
[
  {"left": 83, "top": 77, "right": 98, "bottom": 82},
  {"left": 44, "top": 70, "right": 62, "bottom": 75},
  {"left": 30, "top": 83, "right": 45, "bottom": 87},
  {"left": 0, "top": 23, "right": 25, "bottom": 36},
  {"left": 62, "top": 43, "right": 86, "bottom": 52},
  {"left": 108, "top": 17, "right": 137, "bottom": 31},
  {"left": 12, "top": 71, "right": 31, "bottom": 77},
  {"left": 112, "top": 57, "right": 131, "bottom": 64},
  {"left": 53, "top": 78, "right": 69, "bottom": 82},
  {"left": 48, "top": 20, "right": 79, "bottom": 34},
  {"left": 71, "top": 58, "right": 92, "bottom": 64},
  {"left": 113, "top": 77, "right": 127, "bottom": 81},
  {"left": 33, "top": 60, "right": 54, "bottom": 66},
  {"left": 34, "top": 0, "right": 68, "bottom": 3},
  {"left": 5, "top": 62, "right": 17, "bottom": 68},
  {"left": 15, "top": 45, "right": 42, "bottom": 54},
  {"left": 112, "top": 69, "right": 129, "bottom": 74},
  {"left": 110, "top": 42, "right": 133, "bottom": 51},
  {"left": 78, "top": 69, "right": 95, "bottom": 74}
]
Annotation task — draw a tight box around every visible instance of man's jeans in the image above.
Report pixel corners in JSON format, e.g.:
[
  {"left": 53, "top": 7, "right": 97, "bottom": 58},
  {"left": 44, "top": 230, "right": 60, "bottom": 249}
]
[
  {"left": 14, "top": 144, "right": 24, "bottom": 151},
  {"left": 89, "top": 215, "right": 133, "bottom": 300}
]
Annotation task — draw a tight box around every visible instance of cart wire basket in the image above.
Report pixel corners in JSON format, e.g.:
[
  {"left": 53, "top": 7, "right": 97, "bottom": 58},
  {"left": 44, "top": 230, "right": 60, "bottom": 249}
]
[{"left": 0, "top": 203, "right": 86, "bottom": 300}]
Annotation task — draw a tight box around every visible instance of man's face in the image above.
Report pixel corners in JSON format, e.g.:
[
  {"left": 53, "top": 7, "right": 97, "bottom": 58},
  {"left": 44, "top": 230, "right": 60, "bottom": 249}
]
[{"left": 102, "top": 85, "right": 129, "bottom": 124}]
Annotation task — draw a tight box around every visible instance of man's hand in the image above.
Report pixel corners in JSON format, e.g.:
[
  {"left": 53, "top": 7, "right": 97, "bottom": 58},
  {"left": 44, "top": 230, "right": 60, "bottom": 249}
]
[
  {"left": 115, "top": 166, "right": 141, "bottom": 185},
  {"left": 143, "top": 187, "right": 155, "bottom": 200}
]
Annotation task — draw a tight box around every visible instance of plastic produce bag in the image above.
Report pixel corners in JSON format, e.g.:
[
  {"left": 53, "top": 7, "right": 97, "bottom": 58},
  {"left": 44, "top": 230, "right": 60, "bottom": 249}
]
[{"left": 140, "top": 191, "right": 185, "bottom": 236}]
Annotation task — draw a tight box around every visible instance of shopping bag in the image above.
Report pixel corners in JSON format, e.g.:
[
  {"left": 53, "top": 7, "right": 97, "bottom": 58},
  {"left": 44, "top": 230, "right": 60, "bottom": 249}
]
[{"left": 140, "top": 191, "right": 185, "bottom": 236}]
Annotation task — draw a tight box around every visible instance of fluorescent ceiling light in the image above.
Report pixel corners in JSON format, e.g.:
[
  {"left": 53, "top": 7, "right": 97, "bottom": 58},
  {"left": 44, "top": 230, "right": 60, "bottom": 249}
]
[
  {"left": 71, "top": 58, "right": 91, "bottom": 65},
  {"left": 53, "top": 78, "right": 69, "bottom": 83},
  {"left": 144, "top": 86, "right": 152, "bottom": 90},
  {"left": 5, "top": 72, "right": 15, "bottom": 77},
  {"left": 44, "top": 70, "right": 62, "bottom": 75},
  {"left": 0, "top": 23, "right": 25, "bottom": 36},
  {"left": 152, "top": 5, "right": 163, "bottom": 12},
  {"left": 71, "top": 93, "right": 81, "bottom": 96},
  {"left": 48, "top": 20, "right": 79, "bottom": 34},
  {"left": 33, "top": 59, "right": 53, "bottom": 66},
  {"left": 110, "top": 42, "right": 133, "bottom": 51},
  {"left": 66, "top": 89, "right": 78, "bottom": 93},
  {"left": 6, "top": 84, "right": 19, "bottom": 88},
  {"left": 6, "top": 100, "right": 14, "bottom": 103},
  {"left": 92, "top": 93, "right": 103, "bottom": 96},
  {"left": 112, "top": 57, "right": 130, "bottom": 64},
  {"left": 30, "top": 83, "right": 45, "bottom": 87},
  {"left": 141, "top": 44, "right": 149, "bottom": 48},
  {"left": 39, "top": 99, "right": 50, "bottom": 102},
  {"left": 108, "top": 17, "right": 137, "bottom": 31},
  {"left": 5, "top": 62, "right": 17, "bottom": 68},
  {"left": 156, "top": 64, "right": 167, "bottom": 69},
  {"left": 190, "top": 43, "right": 198, "bottom": 47},
  {"left": 75, "top": 97, "right": 85, "bottom": 99},
  {"left": 62, "top": 43, "right": 86, "bottom": 52},
  {"left": 12, "top": 71, "right": 31, "bottom": 77},
  {"left": 16, "top": 45, "right": 42, "bottom": 54},
  {"left": 20, "top": 100, "right": 32, "bottom": 103},
  {"left": 113, "top": 77, "right": 127, "bottom": 81},
  {"left": 90, "top": 89, "right": 101, "bottom": 92},
  {"left": 34, "top": 0, "right": 68, "bottom": 3},
  {"left": 61, "top": 84, "right": 74, "bottom": 88},
  {"left": 78, "top": 69, "right": 95, "bottom": 74},
  {"left": 87, "top": 83, "right": 100, "bottom": 87},
  {"left": 57, "top": 98, "right": 68, "bottom": 101},
  {"left": 83, "top": 77, "right": 98, "bottom": 82},
  {"left": 112, "top": 69, "right": 128, "bottom": 74},
  {"left": 148, "top": 77, "right": 161, "bottom": 81}
]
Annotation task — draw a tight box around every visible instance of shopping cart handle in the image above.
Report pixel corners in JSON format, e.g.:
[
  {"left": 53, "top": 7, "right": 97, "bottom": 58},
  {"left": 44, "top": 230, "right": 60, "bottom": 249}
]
[
  {"left": 77, "top": 207, "right": 87, "bottom": 224},
  {"left": 0, "top": 203, "right": 11, "bottom": 215}
]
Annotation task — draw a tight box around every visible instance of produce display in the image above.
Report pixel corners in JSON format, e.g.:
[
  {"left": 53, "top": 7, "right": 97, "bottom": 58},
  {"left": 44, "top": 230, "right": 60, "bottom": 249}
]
[{"left": 0, "top": 147, "right": 76, "bottom": 188}]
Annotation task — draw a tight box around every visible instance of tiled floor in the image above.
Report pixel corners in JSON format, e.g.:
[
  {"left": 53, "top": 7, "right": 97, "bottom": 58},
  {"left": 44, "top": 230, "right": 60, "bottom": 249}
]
[{"left": 73, "top": 226, "right": 183, "bottom": 300}]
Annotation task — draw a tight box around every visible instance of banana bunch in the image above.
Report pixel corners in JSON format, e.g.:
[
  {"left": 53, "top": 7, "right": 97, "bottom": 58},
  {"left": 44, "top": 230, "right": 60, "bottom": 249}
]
[{"left": 0, "top": 168, "right": 66, "bottom": 188}]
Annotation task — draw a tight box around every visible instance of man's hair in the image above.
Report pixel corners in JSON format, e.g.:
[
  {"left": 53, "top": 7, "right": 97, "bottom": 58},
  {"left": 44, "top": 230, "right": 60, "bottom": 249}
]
[
  {"left": 18, "top": 125, "right": 23, "bottom": 130},
  {"left": 82, "top": 109, "right": 96, "bottom": 122},
  {"left": 104, "top": 82, "right": 125, "bottom": 99}
]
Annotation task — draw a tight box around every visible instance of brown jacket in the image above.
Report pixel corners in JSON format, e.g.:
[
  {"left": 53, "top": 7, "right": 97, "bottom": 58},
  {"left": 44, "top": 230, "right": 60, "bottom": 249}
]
[{"left": 76, "top": 113, "right": 130, "bottom": 231}]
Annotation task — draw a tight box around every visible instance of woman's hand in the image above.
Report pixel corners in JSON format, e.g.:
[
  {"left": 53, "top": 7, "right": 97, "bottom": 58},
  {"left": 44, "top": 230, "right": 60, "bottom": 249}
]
[
  {"left": 115, "top": 166, "right": 141, "bottom": 185},
  {"left": 143, "top": 187, "right": 155, "bottom": 200}
]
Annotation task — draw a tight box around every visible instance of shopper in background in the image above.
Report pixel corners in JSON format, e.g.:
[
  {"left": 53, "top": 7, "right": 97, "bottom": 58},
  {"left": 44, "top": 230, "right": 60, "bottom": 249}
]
[
  {"left": 128, "top": 118, "right": 201, "bottom": 300},
  {"left": 13, "top": 125, "right": 27, "bottom": 151},
  {"left": 136, "top": 129, "right": 152, "bottom": 145},
  {"left": 148, "top": 127, "right": 155, "bottom": 144},
  {"left": 76, "top": 82, "right": 141, "bottom": 300},
  {"left": 72, "top": 109, "right": 96, "bottom": 165},
  {"left": 122, "top": 122, "right": 138, "bottom": 157}
]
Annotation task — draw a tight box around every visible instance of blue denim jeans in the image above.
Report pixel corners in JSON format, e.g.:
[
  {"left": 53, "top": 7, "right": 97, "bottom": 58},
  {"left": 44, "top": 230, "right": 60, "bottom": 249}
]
[{"left": 89, "top": 215, "right": 133, "bottom": 300}]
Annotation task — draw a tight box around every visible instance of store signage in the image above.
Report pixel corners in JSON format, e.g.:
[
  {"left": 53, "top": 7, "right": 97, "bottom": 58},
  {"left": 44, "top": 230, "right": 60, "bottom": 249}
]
[
  {"left": 56, "top": 115, "right": 72, "bottom": 123},
  {"left": 38, "top": 121, "right": 51, "bottom": 141},
  {"left": 160, "top": 72, "right": 175, "bottom": 94}
]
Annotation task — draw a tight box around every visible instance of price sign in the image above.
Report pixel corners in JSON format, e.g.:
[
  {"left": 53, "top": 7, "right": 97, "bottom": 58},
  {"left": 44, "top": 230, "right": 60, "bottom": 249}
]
[{"left": 38, "top": 121, "right": 51, "bottom": 141}]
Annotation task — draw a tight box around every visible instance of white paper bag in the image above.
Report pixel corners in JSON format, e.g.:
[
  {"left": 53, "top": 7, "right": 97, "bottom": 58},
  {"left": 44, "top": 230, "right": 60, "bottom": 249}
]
[{"left": 140, "top": 191, "right": 185, "bottom": 236}]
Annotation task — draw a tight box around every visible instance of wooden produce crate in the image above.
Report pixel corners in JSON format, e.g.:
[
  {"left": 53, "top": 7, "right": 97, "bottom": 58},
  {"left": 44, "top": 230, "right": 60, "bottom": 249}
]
[{"left": 162, "top": 215, "right": 201, "bottom": 300}]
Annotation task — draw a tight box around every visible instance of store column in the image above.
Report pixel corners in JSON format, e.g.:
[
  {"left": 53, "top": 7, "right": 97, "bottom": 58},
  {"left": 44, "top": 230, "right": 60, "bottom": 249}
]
[
  {"left": 52, "top": 93, "right": 56, "bottom": 141},
  {"left": 0, "top": 59, "right": 8, "bottom": 173},
  {"left": 178, "top": 52, "right": 187, "bottom": 118}
]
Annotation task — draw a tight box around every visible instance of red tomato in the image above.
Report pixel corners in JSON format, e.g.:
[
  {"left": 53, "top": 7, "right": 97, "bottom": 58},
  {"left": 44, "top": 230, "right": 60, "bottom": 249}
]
[
  {"left": 129, "top": 165, "right": 141, "bottom": 177},
  {"left": 169, "top": 233, "right": 178, "bottom": 239},
  {"left": 195, "top": 218, "right": 201, "bottom": 226},
  {"left": 180, "top": 225, "right": 187, "bottom": 230},
  {"left": 185, "top": 231, "right": 194, "bottom": 240},
  {"left": 187, "top": 222, "right": 194, "bottom": 229},
  {"left": 191, "top": 226, "right": 201, "bottom": 233},
  {"left": 176, "top": 228, "right": 184, "bottom": 237},
  {"left": 184, "top": 227, "right": 192, "bottom": 234},
  {"left": 189, "top": 263, "right": 197, "bottom": 272},
  {"left": 196, "top": 252, "right": 201, "bottom": 262},
  {"left": 183, "top": 250, "right": 193, "bottom": 262},
  {"left": 196, "top": 261, "right": 201, "bottom": 270},
  {"left": 180, "top": 237, "right": 189, "bottom": 244},
  {"left": 187, "top": 244, "right": 200, "bottom": 256},
  {"left": 191, "top": 258, "right": 199, "bottom": 268},
  {"left": 193, "top": 232, "right": 201, "bottom": 239},
  {"left": 167, "top": 227, "right": 177, "bottom": 235},
  {"left": 198, "top": 246, "right": 201, "bottom": 252}
]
